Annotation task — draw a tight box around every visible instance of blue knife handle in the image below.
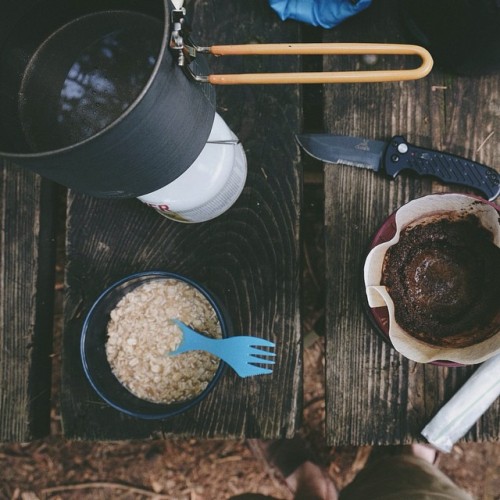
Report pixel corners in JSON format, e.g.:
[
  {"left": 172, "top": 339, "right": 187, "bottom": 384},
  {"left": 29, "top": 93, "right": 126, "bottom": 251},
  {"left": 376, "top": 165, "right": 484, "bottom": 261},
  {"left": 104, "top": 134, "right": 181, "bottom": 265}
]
[{"left": 383, "top": 136, "right": 500, "bottom": 201}]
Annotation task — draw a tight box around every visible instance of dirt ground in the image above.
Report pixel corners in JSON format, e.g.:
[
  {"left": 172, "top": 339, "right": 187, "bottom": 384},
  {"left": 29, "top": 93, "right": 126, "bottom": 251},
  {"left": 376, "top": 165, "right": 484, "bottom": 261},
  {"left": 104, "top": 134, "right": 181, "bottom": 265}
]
[{"left": 0, "top": 183, "right": 499, "bottom": 500}]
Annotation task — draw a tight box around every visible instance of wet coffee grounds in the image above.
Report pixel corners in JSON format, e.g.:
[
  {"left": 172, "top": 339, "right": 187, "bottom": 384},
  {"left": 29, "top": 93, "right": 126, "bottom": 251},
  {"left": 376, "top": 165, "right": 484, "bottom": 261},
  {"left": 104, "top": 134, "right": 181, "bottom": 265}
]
[{"left": 382, "top": 214, "right": 500, "bottom": 347}]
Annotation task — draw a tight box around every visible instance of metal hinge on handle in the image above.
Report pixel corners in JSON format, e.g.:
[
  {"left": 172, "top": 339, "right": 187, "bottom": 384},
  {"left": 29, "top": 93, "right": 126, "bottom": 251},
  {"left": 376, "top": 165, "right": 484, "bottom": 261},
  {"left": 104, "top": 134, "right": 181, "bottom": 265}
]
[
  {"left": 169, "top": 9, "right": 434, "bottom": 85},
  {"left": 169, "top": 7, "right": 193, "bottom": 68}
]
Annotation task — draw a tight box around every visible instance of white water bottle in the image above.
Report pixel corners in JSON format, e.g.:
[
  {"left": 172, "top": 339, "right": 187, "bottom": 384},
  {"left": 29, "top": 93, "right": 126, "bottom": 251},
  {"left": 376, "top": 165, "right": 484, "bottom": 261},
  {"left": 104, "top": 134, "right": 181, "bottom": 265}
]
[{"left": 138, "top": 113, "right": 247, "bottom": 223}]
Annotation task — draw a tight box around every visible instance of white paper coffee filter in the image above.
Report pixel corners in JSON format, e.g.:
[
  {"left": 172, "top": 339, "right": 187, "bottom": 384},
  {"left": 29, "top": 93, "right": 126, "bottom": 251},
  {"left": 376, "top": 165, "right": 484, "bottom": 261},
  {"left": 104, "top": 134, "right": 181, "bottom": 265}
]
[{"left": 364, "top": 194, "right": 500, "bottom": 364}]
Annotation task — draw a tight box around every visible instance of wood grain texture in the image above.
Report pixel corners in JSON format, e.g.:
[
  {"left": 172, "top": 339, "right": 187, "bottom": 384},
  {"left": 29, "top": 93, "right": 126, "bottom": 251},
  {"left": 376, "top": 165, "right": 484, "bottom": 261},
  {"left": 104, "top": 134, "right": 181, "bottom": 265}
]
[
  {"left": 0, "top": 161, "right": 56, "bottom": 442},
  {"left": 60, "top": 0, "right": 302, "bottom": 440},
  {"left": 323, "top": 0, "right": 500, "bottom": 445}
]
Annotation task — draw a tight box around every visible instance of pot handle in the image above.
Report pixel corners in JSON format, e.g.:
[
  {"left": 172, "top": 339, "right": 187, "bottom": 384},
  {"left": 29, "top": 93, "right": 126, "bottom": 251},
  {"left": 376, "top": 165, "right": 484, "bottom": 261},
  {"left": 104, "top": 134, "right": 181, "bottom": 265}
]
[{"left": 193, "top": 43, "right": 433, "bottom": 85}]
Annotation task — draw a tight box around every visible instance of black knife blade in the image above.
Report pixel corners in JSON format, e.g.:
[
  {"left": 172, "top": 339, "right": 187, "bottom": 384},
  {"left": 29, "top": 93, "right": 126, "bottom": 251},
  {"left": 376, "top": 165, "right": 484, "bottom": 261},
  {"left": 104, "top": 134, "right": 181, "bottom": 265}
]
[{"left": 296, "top": 134, "right": 500, "bottom": 201}]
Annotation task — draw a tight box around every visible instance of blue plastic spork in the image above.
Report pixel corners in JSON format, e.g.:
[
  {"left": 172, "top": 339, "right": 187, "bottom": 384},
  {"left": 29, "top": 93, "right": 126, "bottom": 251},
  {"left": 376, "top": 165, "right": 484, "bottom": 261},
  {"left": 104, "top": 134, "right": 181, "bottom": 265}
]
[{"left": 169, "top": 319, "right": 276, "bottom": 378}]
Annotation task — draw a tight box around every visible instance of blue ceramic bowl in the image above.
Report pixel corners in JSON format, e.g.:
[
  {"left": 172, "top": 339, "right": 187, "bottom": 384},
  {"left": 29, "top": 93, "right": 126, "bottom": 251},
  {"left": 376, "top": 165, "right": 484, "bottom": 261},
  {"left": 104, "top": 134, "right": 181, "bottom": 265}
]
[{"left": 81, "top": 271, "right": 228, "bottom": 419}]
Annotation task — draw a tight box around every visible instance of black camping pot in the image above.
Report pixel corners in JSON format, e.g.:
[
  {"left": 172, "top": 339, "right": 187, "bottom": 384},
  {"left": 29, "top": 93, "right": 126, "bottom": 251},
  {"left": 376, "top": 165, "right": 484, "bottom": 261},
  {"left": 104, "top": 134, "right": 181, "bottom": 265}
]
[
  {"left": 0, "top": 1, "right": 435, "bottom": 198},
  {"left": 0, "top": 0, "right": 215, "bottom": 198}
]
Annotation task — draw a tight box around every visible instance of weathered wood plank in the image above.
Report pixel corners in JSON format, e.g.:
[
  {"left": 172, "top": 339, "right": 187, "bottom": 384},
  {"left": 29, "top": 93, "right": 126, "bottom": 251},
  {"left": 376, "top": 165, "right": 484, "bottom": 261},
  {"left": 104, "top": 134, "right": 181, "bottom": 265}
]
[
  {"left": 60, "top": 0, "right": 302, "bottom": 440},
  {"left": 323, "top": 0, "right": 500, "bottom": 445},
  {"left": 0, "top": 161, "right": 57, "bottom": 442}
]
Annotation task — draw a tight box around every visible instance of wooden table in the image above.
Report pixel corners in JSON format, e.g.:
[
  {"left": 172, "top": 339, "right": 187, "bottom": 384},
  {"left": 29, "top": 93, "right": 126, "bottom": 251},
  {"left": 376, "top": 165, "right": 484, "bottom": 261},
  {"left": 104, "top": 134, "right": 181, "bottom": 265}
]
[
  {"left": 2, "top": 0, "right": 499, "bottom": 446},
  {"left": 322, "top": 0, "right": 500, "bottom": 445},
  {"left": 59, "top": 0, "right": 303, "bottom": 440},
  {"left": 0, "top": 164, "right": 57, "bottom": 442}
]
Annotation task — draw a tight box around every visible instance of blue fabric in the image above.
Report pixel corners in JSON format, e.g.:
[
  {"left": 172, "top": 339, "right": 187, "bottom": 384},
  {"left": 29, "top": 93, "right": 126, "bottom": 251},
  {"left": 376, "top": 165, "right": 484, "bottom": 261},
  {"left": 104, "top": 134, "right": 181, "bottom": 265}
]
[{"left": 269, "top": 0, "right": 372, "bottom": 29}]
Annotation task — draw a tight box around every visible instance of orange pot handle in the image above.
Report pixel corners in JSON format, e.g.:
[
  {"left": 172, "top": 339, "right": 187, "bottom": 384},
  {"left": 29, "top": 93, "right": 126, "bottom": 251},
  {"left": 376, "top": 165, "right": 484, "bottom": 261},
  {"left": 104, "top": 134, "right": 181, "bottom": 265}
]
[{"left": 189, "top": 43, "right": 433, "bottom": 85}]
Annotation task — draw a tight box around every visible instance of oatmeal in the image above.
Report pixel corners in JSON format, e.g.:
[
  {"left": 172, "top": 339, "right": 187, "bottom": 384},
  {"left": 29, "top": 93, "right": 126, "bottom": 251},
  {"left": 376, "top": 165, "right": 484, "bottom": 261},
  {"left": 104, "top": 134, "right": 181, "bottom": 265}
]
[{"left": 105, "top": 279, "right": 222, "bottom": 404}]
